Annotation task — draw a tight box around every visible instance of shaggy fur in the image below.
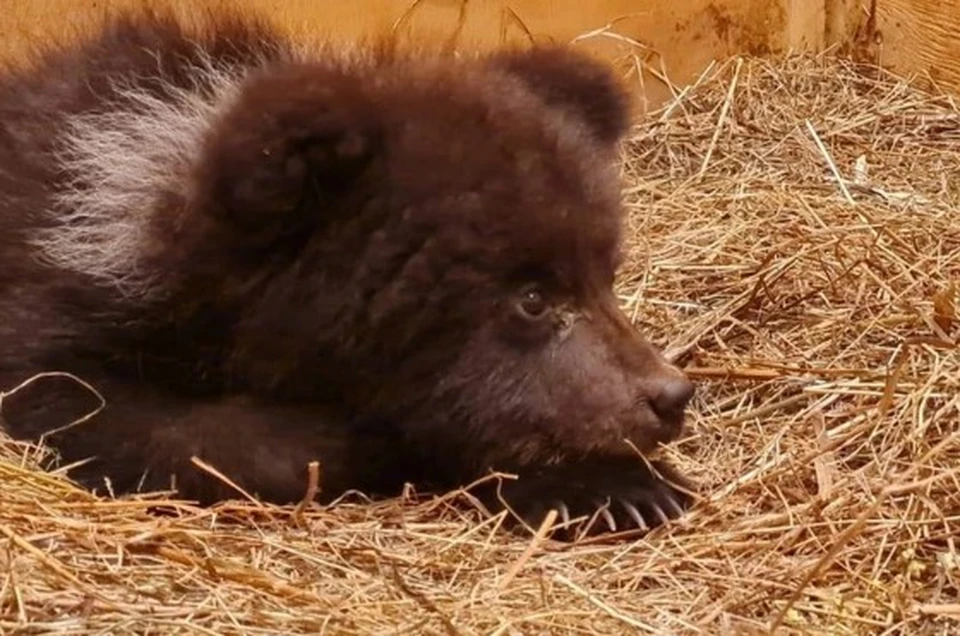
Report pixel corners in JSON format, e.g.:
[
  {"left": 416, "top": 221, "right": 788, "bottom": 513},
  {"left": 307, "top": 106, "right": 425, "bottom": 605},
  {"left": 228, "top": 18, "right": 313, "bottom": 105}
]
[{"left": 0, "top": 9, "right": 697, "bottom": 539}]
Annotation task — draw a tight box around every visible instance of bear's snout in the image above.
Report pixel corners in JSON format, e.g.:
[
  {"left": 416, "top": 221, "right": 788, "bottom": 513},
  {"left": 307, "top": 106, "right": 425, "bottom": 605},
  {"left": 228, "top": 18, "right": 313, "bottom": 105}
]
[{"left": 641, "top": 370, "right": 695, "bottom": 443}]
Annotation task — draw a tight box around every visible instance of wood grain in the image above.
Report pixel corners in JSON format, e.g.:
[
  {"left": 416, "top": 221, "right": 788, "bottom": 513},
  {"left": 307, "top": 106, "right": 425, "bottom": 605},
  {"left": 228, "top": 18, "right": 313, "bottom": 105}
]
[
  {"left": 874, "top": 0, "right": 960, "bottom": 96},
  {"left": 0, "top": 0, "right": 825, "bottom": 112},
  {"left": 2, "top": 1, "right": 956, "bottom": 108}
]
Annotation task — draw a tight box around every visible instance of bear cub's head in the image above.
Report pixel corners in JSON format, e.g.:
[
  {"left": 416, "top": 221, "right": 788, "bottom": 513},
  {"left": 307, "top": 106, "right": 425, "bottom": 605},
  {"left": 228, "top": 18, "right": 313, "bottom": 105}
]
[{"left": 181, "top": 43, "right": 695, "bottom": 481}]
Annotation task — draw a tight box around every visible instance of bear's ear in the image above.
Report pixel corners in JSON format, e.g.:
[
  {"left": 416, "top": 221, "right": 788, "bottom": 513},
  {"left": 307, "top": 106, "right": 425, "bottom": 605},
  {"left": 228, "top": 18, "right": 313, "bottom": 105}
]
[
  {"left": 195, "top": 70, "right": 381, "bottom": 243},
  {"left": 487, "top": 45, "right": 633, "bottom": 146}
]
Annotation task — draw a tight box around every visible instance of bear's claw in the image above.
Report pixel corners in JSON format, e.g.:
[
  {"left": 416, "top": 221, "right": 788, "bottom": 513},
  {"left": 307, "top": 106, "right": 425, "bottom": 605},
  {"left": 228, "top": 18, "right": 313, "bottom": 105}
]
[{"left": 477, "top": 458, "right": 695, "bottom": 541}]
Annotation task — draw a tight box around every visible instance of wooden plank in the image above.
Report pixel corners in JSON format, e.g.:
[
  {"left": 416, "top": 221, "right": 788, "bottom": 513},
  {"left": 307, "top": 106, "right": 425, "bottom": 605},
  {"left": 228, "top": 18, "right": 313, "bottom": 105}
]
[
  {"left": 0, "top": 0, "right": 831, "bottom": 112},
  {"left": 872, "top": 0, "right": 960, "bottom": 96},
  {"left": 18, "top": 1, "right": 957, "bottom": 108}
]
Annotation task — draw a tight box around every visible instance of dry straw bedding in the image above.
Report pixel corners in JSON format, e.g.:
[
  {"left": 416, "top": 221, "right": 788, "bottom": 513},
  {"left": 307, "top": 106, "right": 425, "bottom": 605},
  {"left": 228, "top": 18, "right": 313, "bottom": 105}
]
[{"left": 1, "top": 51, "right": 959, "bottom": 635}]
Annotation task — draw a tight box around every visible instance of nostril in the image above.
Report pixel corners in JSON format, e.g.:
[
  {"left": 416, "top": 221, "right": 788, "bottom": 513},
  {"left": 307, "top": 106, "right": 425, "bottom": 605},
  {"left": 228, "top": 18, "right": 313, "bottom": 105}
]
[{"left": 651, "top": 377, "right": 695, "bottom": 418}]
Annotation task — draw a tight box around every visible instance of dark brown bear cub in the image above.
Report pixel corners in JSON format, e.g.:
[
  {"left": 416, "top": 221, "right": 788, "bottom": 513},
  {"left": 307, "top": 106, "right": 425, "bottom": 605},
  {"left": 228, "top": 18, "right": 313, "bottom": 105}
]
[{"left": 0, "top": 10, "right": 696, "bottom": 540}]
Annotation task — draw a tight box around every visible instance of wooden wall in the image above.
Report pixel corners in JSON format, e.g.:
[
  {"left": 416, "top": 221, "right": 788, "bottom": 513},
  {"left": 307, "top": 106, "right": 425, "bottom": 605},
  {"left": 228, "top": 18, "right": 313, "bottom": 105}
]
[
  {"left": 2, "top": 1, "right": 957, "bottom": 111},
  {"left": 872, "top": 0, "right": 960, "bottom": 97}
]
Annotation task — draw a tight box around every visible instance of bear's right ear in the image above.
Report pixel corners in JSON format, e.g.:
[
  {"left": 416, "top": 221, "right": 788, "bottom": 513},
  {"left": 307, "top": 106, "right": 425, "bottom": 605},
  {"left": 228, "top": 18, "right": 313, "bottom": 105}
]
[
  {"left": 486, "top": 45, "right": 633, "bottom": 147},
  {"left": 194, "top": 69, "right": 381, "bottom": 244}
]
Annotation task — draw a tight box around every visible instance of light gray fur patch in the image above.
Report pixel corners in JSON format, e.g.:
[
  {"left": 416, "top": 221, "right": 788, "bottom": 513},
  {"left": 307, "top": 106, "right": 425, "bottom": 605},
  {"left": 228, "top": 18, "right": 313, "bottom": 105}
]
[{"left": 30, "top": 53, "right": 255, "bottom": 300}]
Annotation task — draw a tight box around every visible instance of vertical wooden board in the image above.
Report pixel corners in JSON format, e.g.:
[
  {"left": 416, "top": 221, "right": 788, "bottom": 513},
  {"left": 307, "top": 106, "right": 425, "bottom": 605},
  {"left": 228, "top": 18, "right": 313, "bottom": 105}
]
[
  {"left": 824, "top": 0, "right": 869, "bottom": 45},
  {"left": 785, "top": 0, "right": 828, "bottom": 50}
]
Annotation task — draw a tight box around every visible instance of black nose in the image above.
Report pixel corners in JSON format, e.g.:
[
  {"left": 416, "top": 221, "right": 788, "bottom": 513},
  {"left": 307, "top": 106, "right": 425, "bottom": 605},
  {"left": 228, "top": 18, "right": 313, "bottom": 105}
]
[{"left": 651, "top": 376, "right": 695, "bottom": 418}]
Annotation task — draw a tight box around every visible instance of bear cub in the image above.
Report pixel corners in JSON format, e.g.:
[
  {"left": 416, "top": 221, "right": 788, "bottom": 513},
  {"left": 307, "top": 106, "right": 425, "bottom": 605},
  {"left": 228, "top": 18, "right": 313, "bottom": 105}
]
[{"left": 0, "top": 10, "right": 696, "bottom": 540}]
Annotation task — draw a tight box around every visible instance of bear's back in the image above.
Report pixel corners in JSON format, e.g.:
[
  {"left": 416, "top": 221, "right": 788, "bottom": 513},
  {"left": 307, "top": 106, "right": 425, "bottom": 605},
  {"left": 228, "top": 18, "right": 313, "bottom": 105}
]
[{"left": 0, "top": 11, "right": 291, "bottom": 380}]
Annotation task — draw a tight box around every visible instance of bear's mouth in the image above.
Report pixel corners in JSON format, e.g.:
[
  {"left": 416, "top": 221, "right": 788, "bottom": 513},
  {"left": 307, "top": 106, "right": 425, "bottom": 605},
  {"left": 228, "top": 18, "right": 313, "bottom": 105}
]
[
  {"left": 620, "top": 399, "right": 688, "bottom": 450},
  {"left": 653, "top": 412, "right": 687, "bottom": 445}
]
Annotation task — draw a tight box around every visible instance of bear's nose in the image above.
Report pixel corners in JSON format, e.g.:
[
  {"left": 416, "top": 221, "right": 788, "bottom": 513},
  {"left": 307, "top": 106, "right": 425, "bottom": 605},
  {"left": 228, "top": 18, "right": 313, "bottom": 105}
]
[{"left": 650, "top": 376, "right": 695, "bottom": 419}]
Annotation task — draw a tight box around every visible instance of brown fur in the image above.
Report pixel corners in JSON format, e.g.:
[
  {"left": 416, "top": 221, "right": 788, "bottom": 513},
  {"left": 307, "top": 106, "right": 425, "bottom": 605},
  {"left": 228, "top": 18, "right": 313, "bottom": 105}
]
[{"left": 0, "top": 9, "right": 696, "bottom": 539}]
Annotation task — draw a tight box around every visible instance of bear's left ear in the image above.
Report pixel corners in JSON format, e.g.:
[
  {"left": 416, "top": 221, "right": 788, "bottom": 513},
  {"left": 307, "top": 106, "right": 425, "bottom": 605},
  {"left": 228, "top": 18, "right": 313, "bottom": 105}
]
[
  {"left": 194, "top": 68, "right": 382, "bottom": 244},
  {"left": 487, "top": 45, "right": 633, "bottom": 146}
]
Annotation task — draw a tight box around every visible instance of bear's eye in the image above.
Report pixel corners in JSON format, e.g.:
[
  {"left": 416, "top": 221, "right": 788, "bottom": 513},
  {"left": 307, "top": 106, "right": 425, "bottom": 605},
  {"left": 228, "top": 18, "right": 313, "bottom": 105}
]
[{"left": 516, "top": 288, "right": 549, "bottom": 320}]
